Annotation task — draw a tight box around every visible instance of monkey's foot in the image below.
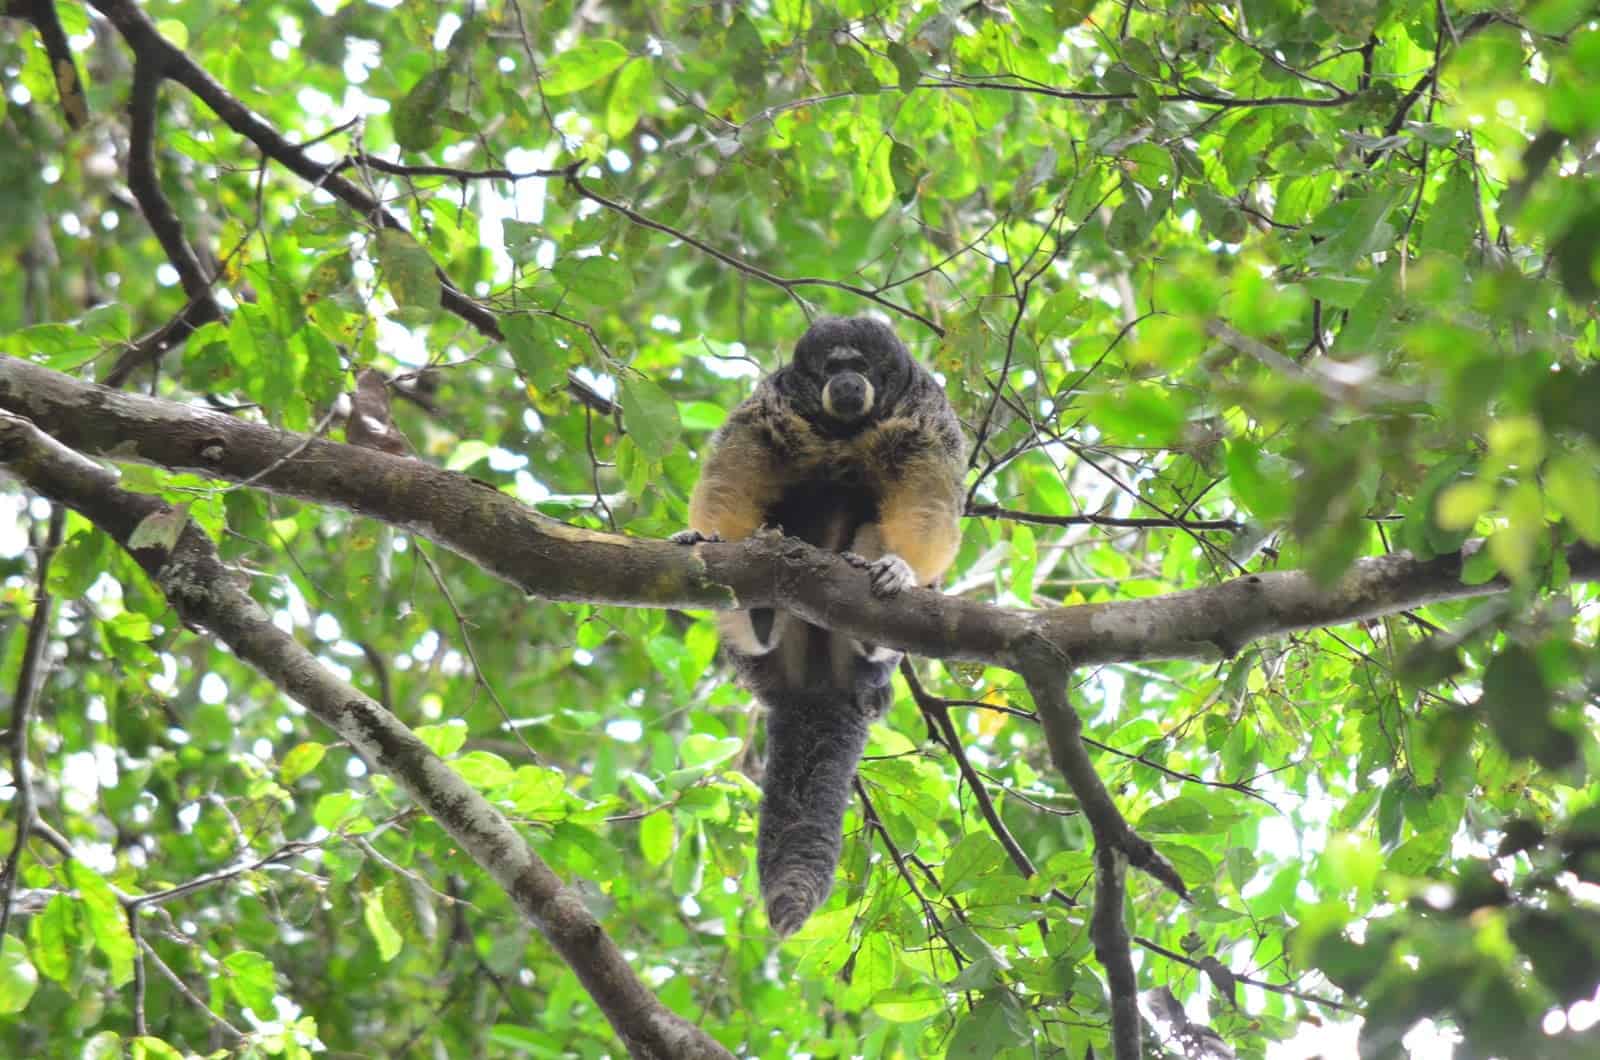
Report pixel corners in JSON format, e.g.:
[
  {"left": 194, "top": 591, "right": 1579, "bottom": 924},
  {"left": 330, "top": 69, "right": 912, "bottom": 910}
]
[
  {"left": 670, "top": 529, "right": 723, "bottom": 546},
  {"left": 842, "top": 551, "right": 916, "bottom": 597}
]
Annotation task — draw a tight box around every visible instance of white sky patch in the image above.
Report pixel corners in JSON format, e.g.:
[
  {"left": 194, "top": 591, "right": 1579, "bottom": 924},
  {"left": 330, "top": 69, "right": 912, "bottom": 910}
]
[
  {"left": 199, "top": 672, "right": 229, "bottom": 704},
  {"left": 605, "top": 719, "right": 643, "bottom": 742},
  {"left": 313, "top": 612, "right": 342, "bottom": 642}
]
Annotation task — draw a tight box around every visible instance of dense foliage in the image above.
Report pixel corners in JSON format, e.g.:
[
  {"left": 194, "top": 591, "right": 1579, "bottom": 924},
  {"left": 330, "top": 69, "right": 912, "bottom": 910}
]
[{"left": 2, "top": 1, "right": 1598, "bottom": 1057}]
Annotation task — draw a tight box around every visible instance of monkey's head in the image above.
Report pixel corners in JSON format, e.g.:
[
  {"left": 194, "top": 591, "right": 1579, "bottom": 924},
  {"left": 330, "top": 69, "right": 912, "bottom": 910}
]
[{"left": 787, "top": 316, "right": 916, "bottom": 431}]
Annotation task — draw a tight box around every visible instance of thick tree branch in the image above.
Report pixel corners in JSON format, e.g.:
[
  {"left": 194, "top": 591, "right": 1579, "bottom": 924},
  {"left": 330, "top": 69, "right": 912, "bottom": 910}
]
[
  {"left": 125, "top": 56, "right": 216, "bottom": 315},
  {"left": 3, "top": 354, "right": 1596, "bottom": 671},
  {"left": 0, "top": 410, "right": 732, "bottom": 1060},
  {"left": 1021, "top": 654, "right": 1185, "bottom": 1060},
  {"left": 101, "top": 54, "right": 227, "bottom": 384}
]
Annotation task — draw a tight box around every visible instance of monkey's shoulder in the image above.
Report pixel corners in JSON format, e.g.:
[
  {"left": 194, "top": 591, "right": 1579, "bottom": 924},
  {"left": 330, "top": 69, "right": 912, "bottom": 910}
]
[
  {"left": 717, "top": 389, "right": 834, "bottom": 467},
  {"left": 717, "top": 367, "right": 961, "bottom": 478}
]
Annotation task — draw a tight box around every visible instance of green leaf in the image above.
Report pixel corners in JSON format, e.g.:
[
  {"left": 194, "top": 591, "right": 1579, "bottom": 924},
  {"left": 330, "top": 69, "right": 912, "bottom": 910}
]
[
  {"left": 1435, "top": 479, "right": 1493, "bottom": 532},
  {"left": 677, "top": 400, "right": 726, "bottom": 431},
  {"left": 605, "top": 59, "right": 654, "bottom": 139},
  {"left": 28, "top": 894, "right": 75, "bottom": 984},
  {"left": 81, "top": 1033, "right": 121, "bottom": 1060},
  {"left": 313, "top": 791, "right": 365, "bottom": 832},
  {"left": 1547, "top": 451, "right": 1600, "bottom": 544},
  {"left": 1138, "top": 797, "right": 1213, "bottom": 833},
  {"left": 948, "top": 991, "right": 1030, "bottom": 1056},
  {"left": 1305, "top": 190, "right": 1403, "bottom": 269},
  {"left": 131, "top": 1037, "right": 184, "bottom": 1060},
  {"left": 639, "top": 811, "right": 674, "bottom": 867},
  {"left": 489, "top": 1024, "right": 565, "bottom": 1054},
  {"left": 545, "top": 822, "right": 621, "bottom": 878},
  {"left": 1552, "top": 205, "right": 1600, "bottom": 302},
  {"left": 677, "top": 733, "right": 741, "bottom": 770},
  {"left": 1480, "top": 645, "right": 1576, "bottom": 769},
  {"left": 1225, "top": 439, "right": 1291, "bottom": 522},
  {"left": 509, "top": 765, "right": 567, "bottom": 815},
  {"left": 1387, "top": 832, "right": 1448, "bottom": 875},
  {"left": 223, "top": 950, "right": 277, "bottom": 1018},
  {"left": 0, "top": 936, "right": 38, "bottom": 1015},
  {"left": 889, "top": 141, "right": 923, "bottom": 204},
  {"left": 618, "top": 376, "right": 682, "bottom": 455},
  {"left": 280, "top": 741, "right": 326, "bottom": 784},
  {"left": 858, "top": 137, "right": 894, "bottom": 219},
  {"left": 393, "top": 68, "right": 451, "bottom": 152},
  {"left": 503, "top": 314, "right": 567, "bottom": 392},
  {"left": 417, "top": 720, "right": 468, "bottom": 757},
  {"left": 542, "top": 40, "right": 629, "bottom": 96},
  {"left": 374, "top": 229, "right": 440, "bottom": 313},
  {"left": 127, "top": 505, "right": 189, "bottom": 552},
  {"left": 887, "top": 41, "right": 921, "bottom": 91},
  {"left": 68, "top": 861, "right": 134, "bottom": 987},
  {"left": 942, "top": 834, "right": 1008, "bottom": 895},
  {"left": 1419, "top": 165, "right": 1477, "bottom": 258},
  {"left": 1120, "top": 38, "right": 1160, "bottom": 79},
  {"left": 1087, "top": 383, "right": 1188, "bottom": 446},
  {"left": 870, "top": 985, "right": 943, "bottom": 1023},
  {"left": 363, "top": 889, "right": 403, "bottom": 962},
  {"left": 1008, "top": 523, "right": 1037, "bottom": 605},
  {"left": 454, "top": 750, "right": 514, "bottom": 788}
]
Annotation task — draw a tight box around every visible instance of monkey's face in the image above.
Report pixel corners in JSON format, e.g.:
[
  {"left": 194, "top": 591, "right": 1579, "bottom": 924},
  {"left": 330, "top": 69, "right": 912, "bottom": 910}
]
[
  {"left": 819, "top": 346, "right": 875, "bottom": 423},
  {"left": 790, "top": 317, "right": 913, "bottom": 429}
]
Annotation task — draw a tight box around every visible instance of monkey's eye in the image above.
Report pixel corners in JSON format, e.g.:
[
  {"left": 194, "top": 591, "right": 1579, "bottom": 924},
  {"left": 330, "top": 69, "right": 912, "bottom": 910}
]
[{"left": 825, "top": 346, "right": 868, "bottom": 373}]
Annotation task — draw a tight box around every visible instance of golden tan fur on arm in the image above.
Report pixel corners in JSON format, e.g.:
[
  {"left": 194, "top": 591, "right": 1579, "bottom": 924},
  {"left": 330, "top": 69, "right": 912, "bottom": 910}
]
[
  {"left": 876, "top": 459, "right": 963, "bottom": 586},
  {"left": 686, "top": 408, "right": 786, "bottom": 543}
]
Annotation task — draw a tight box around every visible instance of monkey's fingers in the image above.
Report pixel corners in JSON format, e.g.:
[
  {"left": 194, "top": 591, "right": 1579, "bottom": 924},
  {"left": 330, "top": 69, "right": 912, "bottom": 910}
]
[
  {"left": 670, "top": 529, "right": 724, "bottom": 545},
  {"left": 866, "top": 553, "right": 916, "bottom": 597}
]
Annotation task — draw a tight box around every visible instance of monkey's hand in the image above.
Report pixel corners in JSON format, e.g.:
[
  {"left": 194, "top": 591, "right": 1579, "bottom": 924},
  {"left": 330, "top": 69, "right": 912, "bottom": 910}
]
[
  {"left": 842, "top": 551, "right": 917, "bottom": 597},
  {"left": 670, "top": 529, "right": 724, "bottom": 546}
]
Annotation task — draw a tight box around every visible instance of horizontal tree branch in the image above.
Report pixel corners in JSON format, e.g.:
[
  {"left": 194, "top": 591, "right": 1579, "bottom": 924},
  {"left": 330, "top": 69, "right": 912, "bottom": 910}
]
[
  {"left": 3, "top": 354, "right": 1595, "bottom": 675},
  {"left": 0, "top": 409, "right": 732, "bottom": 1060}
]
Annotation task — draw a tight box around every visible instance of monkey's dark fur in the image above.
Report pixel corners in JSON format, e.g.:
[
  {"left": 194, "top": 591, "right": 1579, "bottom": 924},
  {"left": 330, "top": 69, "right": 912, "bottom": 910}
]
[{"left": 676, "top": 316, "right": 964, "bottom": 936}]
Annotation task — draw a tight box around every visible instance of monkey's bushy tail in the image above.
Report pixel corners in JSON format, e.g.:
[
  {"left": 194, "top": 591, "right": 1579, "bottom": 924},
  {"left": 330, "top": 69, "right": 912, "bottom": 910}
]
[{"left": 757, "top": 689, "right": 876, "bottom": 936}]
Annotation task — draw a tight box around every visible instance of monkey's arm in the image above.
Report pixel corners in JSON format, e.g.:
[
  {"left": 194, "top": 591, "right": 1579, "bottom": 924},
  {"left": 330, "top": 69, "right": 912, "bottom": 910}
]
[
  {"left": 875, "top": 447, "right": 965, "bottom": 587},
  {"left": 682, "top": 405, "right": 795, "bottom": 655},
  {"left": 686, "top": 408, "right": 786, "bottom": 542}
]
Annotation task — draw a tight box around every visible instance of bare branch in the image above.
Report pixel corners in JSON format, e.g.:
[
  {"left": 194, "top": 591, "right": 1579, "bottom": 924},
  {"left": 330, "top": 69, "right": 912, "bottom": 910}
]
[
  {"left": 0, "top": 506, "right": 64, "bottom": 944},
  {"left": 4, "top": 0, "right": 88, "bottom": 128},
  {"left": 1020, "top": 654, "right": 1168, "bottom": 1060},
  {"left": 564, "top": 167, "right": 945, "bottom": 336},
  {"left": 969, "top": 503, "right": 1244, "bottom": 533}
]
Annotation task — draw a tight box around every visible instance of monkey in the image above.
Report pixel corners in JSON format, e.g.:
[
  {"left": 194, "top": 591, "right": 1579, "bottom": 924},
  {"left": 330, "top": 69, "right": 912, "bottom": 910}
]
[{"left": 673, "top": 316, "right": 965, "bottom": 937}]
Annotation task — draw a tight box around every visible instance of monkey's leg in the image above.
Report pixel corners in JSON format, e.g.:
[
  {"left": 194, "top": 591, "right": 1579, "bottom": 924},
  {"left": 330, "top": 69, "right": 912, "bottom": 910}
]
[{"left": 835, "top": 524, "right": 905, "bottom": 688}]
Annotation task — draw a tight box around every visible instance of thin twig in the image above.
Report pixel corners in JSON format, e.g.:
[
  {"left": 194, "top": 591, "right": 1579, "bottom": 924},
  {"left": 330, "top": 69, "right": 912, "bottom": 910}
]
[{"left": 0, "top": 507, "right": 64, "bottom": 943}]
